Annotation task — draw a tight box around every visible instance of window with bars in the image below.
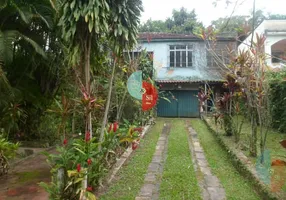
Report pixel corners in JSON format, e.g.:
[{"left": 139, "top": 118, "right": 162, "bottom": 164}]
[{"left": 169, "top": 45, "right": 193, "bottom": 68}]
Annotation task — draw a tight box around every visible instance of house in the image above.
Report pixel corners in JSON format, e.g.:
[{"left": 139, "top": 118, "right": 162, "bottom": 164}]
[
  {"left": 238, "top": 20, "right": 286, "bottom": 68},
  {"left": 135, "top": 32, "right": 237, "bottom": 117}
]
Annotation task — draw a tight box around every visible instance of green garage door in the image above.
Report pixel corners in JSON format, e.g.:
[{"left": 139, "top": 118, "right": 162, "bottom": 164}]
[{"left": 157, "top": 90, "right": 199, "bottom": 117}]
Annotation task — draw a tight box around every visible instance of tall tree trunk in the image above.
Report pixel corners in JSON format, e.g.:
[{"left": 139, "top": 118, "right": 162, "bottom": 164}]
[
  {"left": 99, "top": 60, "right": 117, "bottom": 148},
  {"left": 116, "top": 89, "right": 127, "bottom": 121},
  {"left": 250, "top": 109, "right": 257, "bottom": 157},
  {"left": 84, "top": 35, "right": 92, "bottom": 138}
]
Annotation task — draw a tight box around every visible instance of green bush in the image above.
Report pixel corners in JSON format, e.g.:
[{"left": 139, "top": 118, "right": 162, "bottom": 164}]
[
  {"left": 0, "top": 136, "right": 19, "bottom": 176},
  {"left": 269, "top": 79, "right": 286, "bottom": 133}
]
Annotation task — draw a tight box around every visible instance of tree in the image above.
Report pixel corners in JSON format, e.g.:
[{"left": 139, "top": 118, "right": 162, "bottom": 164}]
[
  {"left": 0, "top": 0, "right": 64, "bottom": 139},
  {"left": 139, "top": 19, "right": 168, "bottom": 32},
  {"left": 139, "top": 7, "right": 203, "bottom": 34},
  {"left": 56, "top": 0, "right": 143, "bottom": 141}
]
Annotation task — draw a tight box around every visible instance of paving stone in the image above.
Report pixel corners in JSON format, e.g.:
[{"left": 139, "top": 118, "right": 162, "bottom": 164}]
[
  {"left": 196, "top": 152, "right": 206, "bottom": 160},
  {"left": 194, "top": 146, "right": 204, "bottom": 153},
  {"left": 207, "top": 187, "right": 226, "bottom": 200},
  {"left": 202, "top": 187, "right": 211, "bottom": 200},
  {"left": 200, "top": 166, "right": 212, "bottom": 175},
  {"left": 148, "top": 162, "right": 160, "bottom": 172},
  {"left": 135, "top": 197, "right": 152, "bottom": 200},
  {"left": 152, "top": 155, "right": 162, "bottom": 163},
  {"left": 198, "top": 159, "right": 208, "bottom": 167},
  {"left": 139, "top": 184, "right": 155, "bottom": 197},
  {"left": 205, "top": 175, "right": 221, "bottom": 187},
  {"left": 154, "top": 150, "right": 163, "bottom": 156},
  {"left": 156, "top": 145, "right": 164, "bottom": 151},
  {"left": 144, "top": 173, "right": 156, "bottom": 183},
  {"left": 194, "top": 142, "right": 201, "bottom": 147},
  {"left": 157, "top": 141, "right": 165, "bottom": 146},
  {"left": 158, "top": 137, "right": 166, "bottom": 141}
]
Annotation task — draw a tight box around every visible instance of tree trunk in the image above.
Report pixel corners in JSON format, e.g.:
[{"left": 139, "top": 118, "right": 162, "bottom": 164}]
[
  {"left": 84, "top": 35, "right": 92, "bottom": 138},
  {"left": 250, "top": 110, "right": 257, "bottom": 157},
  {"left": 99, "top": 60, "right": 117, "bottom": 148},
  {"left": 116, "top": 89, "right": 127, "bottom": 121}
]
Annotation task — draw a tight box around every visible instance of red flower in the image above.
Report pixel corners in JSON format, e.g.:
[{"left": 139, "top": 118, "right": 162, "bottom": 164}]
[
  {"left": 87, "top": 158, "right": 92, "bottom": 165},
  {"left": 132, "top": 142, "right": 138, "bottom": 150},
  {"left": 63, "top": 139, "right": 68, "bottom": 145},
  {"left": 85, "top": 131, "right": 91, "bottom": 142},
  {"left": 77, "top": 164, "right": 81, "bottom": 172},
  {"left": 133, "top": 127, "right": 143, "bottom": 133},
  {"left": 108, "top": 122, "right": 119, "bottom": 133},
  {"left": 86, "top": 186, "right": 93, "bottom": 192},
  {"left": 113, "top": 122, "right": 118, "bottom": 132}
]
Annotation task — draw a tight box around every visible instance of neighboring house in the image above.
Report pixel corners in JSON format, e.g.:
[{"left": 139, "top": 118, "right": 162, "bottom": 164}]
[
  {"left": 135, "top": 32, "right": 237, "bottom": 117},
  {"left": 238, "top": 20, "right": 286, "bottom": 68}
]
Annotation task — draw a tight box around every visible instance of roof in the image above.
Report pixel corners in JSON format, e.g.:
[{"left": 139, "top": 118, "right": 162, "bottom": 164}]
[
  {"left": 138, "top": 32, "right": 237, "bottom": 42},
  {"left": 263, "top": 20, "right": 286, "bottom": 33},
  {"left": 155, "top": 67, "right": 224, "bottom": 83}
]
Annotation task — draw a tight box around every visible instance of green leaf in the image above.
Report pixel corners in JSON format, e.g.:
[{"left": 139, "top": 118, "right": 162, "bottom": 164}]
[
  {"left": 70, "top": 0, "right": 76, "bottom": 9},
  {"left": 88, "top": 20, "right": 94, "bottom": 32},
  {"left": 74, "top": 147, "right": 86, "bottom": 156}
]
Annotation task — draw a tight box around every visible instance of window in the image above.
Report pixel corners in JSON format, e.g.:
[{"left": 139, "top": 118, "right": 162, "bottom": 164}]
[
  {"left": 272, "top": 51, "right": 286, "bottom": 63},
  {"left": 169, "top": 45, "right": 193, "bottom": 68}
]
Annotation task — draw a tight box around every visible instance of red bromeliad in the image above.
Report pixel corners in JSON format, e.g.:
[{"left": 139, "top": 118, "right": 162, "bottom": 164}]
[
  {"left": 85, "top": 131, "right": 91, "bottom": 142},
  {"left": 87, "top": 158, "right": 92, "bottom": 165},
  {"left": 132, "top": 141, "right": 138, "bottom": 150},
  {"left": 63, "top": 139, "right": 68, "bottom": 145},
  {"left": 76, "top": 164, "right": 81, "bottom": 172},
  {"left": 108, "top": 122, "right": 119, "bottom": 133},
  {"left": 86, "top": 186, "right": 93, "bottom": 192}
]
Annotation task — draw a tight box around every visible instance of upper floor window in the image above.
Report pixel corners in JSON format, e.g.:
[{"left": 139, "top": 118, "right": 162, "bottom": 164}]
[{"left": 169, "top": 45, "right": 193, "bottom": 68}]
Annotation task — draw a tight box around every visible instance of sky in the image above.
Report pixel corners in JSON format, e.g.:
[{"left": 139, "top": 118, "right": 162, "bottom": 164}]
[{"left": 140, "top": 0, "right": 286, "bottom": 26}]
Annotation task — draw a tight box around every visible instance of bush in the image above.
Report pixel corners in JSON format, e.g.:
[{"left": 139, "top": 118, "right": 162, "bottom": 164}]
[
  {"left": 0, "top": 135, "right": 19, "bottom": 176},
  {"left": 269, "top": 79, "right": 286, "bottom": 133}
]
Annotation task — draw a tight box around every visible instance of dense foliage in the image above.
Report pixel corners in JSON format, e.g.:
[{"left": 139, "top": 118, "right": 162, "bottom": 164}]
[
  {"left": 140, "top": 7, "right": 203, "bottom": 34},
  {"left": 269, "top": 69, "right": 286, "bottom": 133},
  {"left": 0, "top": 136, "right": 19, "bottom": 176}
]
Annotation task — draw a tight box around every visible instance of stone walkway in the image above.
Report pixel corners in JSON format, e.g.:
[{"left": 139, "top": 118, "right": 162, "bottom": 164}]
[
  {"left": 135, "top": 122, "right": 170, "bottom": 200},
  {"left": 188, "top": 126, "right": 226, "bottom": 200},
  {"left": 0, "top": 149, "right": 55, "bottom": 200}
]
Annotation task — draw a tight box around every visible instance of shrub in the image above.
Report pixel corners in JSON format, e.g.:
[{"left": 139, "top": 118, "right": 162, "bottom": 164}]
[
  {"left": 0, "top": 136, "right": 19, "bottom": 176},
  {"left": 269, "top": 80, "right": 286, "bottom": 133}
]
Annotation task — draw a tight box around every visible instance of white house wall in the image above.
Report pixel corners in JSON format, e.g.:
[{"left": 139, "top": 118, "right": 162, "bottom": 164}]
[
  {"left": 136, "top": 41, "right": 207, "bottom": 80},
  {"left": 238, "top": 20, "right": 286, "bottom": 67}
]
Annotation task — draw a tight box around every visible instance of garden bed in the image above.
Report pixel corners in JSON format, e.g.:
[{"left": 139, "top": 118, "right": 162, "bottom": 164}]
[{"left": 203, "top": 116, "right": 286, "bottom": 200}]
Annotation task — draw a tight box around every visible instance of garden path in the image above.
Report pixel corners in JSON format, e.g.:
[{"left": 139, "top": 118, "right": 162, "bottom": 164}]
[
  {"left": 188, "top": 126, "right": 226, "bottom": 200},
  {"left": 135, "top": 119, "right": 226, "bottom": 200},
  {"left": 0, "top": 148, "right": 55, "bottom": 200},
  {"left": 135, "top": 122, "right": 171, "bottom": 200}
]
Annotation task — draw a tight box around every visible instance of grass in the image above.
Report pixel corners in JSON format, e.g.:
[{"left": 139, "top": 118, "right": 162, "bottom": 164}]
[
  {"left": 18, "top": 171, "right": 40, "bottom": 183},
  {"left": 191, "top": 119, "right": 261, "bottom": 200},
  {"left": 207, "top": 116, "right": 286, "bottom": 161},
  {"left": 206, "top": 117, "right": 286, "bottom": 194},
  {"left": 159, "top": 119, "right": 201, "bottom": 200},
  {"left": 99, "top": 119, "right": 164, "bottom": 200}
]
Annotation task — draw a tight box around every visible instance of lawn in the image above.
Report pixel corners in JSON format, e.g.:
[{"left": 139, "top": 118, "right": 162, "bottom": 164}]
[
  {"left": 159, "top": 119, "right": 201, "bottom": 200},
  {"left": 205, "top": 116, "right": 286, "bottom": 193},
  {"left": 190, "top": 119, "right": 261, "bottom": 200},
  {"left": 99, "top": 119, "right": 164, "bottom": 200},
  {"left": 206, "top": 116, "right": 286, "bottom": 161}
]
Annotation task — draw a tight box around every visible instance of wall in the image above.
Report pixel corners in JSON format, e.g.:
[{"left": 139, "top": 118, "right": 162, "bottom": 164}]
[
  {"left": 136, "top": 40, "right": 208, "bottom": 81},
  {"left": 238, "top": 20, "right": 286, "bottom": 68}
]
